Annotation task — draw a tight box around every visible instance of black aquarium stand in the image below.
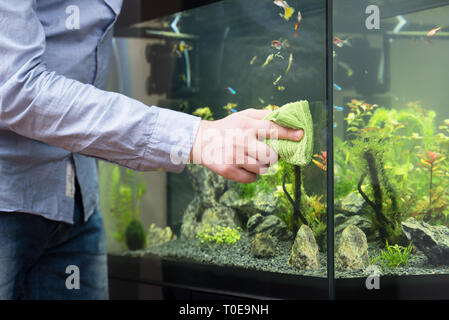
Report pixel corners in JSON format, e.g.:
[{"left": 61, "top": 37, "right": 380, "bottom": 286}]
[
  {"left": 108, "top": 254, "right": 449, "bottom": 300},
  {"left": 107, "top": 254, "right": 328, "bottom": 300}
]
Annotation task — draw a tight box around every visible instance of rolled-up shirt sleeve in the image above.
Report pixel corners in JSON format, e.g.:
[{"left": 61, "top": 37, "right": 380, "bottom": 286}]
[{"left": 0, "top": 1, "right": 200, "bottom": 173}]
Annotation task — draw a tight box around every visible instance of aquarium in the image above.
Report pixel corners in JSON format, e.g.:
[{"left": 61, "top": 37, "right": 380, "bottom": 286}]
[{"left": 100, "top": 0, "right": 449, "bottom": 299}]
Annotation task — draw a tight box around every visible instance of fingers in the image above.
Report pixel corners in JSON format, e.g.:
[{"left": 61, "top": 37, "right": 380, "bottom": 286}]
[
  {"left": 220, "top": 166, "right": 257, "bottom": 183},
  {"left": 238, "top": 108, "right": 271, "bottom": 120},
  {"left": 239, "top": 157, "right": 270, "bottom": 175},
  {"left": 250, "top": 119, "right": 304, "bottom": 141},
  {"left": 246, "top": 140, "right": 278, "bottom": 166}
]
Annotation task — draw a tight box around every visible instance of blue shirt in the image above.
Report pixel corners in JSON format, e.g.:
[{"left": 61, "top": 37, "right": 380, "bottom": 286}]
[{"left": 0, "top": 0, "right": 200, "bottom": 223}]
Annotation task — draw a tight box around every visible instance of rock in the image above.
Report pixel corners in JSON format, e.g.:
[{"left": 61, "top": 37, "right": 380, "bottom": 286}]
[
  {"left": 125, "top": 219, "right": 146, "bottom": 251},
  {"left": 147, "top": 223, "right": 176, "bottom": 248},
  {"left": 181, "top": 200, "right": 238, "bottom": 238},
  {"left": 180, "top": 165, "right": 234, "bottom": 239},
  {"left": 250, "top": 233, "right": 275, "bottom": 258},
  {"left": 335, "top": 214, "right": 378, "bottom": 242},
  {"left": 335, "top": 191, "right": 370, "bottom": 217},
  {"left": 187, "top": 164, "right": 227, "bottom": 206},
  {"left": 402, "top": 218, "right": 449, "bottom": 265},
  {"left": 247, "top": 213, "right": 293, "bottom": 241},
  {"left": 288, "top": 225, "right": 320, "bottom": 270},
  {"left": 200, "top": 206, "right": 238, "bottom": 229},
  {"left": 335, "top": 225, "right": 369, "bottom": 270},
  {"left": 180, "top": 197, "right": 203, "bottom": 238},
  {"left": 247, "top": 213, "right": 264, "bottom": 232},
  {"left": 220, "top": 189, "right": 278, "bottom": 218}
]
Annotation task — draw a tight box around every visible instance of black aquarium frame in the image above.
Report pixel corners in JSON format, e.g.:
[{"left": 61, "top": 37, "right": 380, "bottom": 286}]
[{"left": 107, "top": 0, "right": 449, "bottom": 300}]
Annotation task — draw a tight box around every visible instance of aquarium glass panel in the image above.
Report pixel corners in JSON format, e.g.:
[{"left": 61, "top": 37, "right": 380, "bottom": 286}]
[
  {"left": 333, "top": 0, "right": 449, "bottom": 279},
  {"left": 100, "top": 0, "right": 330, "bottom": 288}
]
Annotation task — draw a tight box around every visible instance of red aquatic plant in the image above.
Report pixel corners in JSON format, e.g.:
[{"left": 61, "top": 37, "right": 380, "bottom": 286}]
[
  {"left": 418, "top": 150, "right": 445, "bottom": 211},
  {"left": 312, "top": 151, "right": 327, "bottom": 171}
]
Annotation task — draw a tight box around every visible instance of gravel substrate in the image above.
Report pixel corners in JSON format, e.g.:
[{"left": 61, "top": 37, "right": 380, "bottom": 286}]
[
  {"left": 123, "top": 233, "right": 328, "bottom": 278},
  {"left": 120, "top": 232, "right": 449, "bottom": 279}
]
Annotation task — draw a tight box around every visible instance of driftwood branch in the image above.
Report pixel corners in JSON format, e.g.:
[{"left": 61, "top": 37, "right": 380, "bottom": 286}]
[{"left": 283, "top": 171, "right": 308, "bottom": 227}]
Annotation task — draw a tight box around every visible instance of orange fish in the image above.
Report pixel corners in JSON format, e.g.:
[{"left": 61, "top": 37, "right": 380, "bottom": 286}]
[
  {"left": 312, "top": 151, "right": 327, "bottom": 171},
  {"left": 271, "top": 40, "right": 283, "bottom": 49},
  {"left": 294, "top": 10, "right": 302, "bottom": 38},
  {"left": 427, "top": 26, "right": 441, "bottom": 37}
]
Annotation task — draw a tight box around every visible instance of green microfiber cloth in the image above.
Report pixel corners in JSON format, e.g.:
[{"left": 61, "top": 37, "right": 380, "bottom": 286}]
[{"left": 263, "top": 100, "right": 314, "bottom": 166}]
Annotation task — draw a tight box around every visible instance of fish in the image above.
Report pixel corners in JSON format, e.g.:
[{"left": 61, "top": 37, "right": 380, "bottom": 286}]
[
  {"left": 294, "top": 10, "right": 302, "bottom": 38},
  {"left": 333, "top": 106, "right": 344, "bottom": 111},
  {"left": 333, "top": 36, "right": 352, "bottom": 48},
  {"left": 274, "top": 0, "right": 295, "bottom": 21},
  {"left": 273, "top": 0, "right": 287, "bottom": 8},
  {"left": 179, "top": 42, "right": 192, "bottom": 52},
  {"left": 226, "top": 86, "right": 236, "bottom": 95},
  {"left": 271, "top": 40, "right": 283, "bottom": 50},
  {"left": 333, "top": 83, "right": 342, "bottom": 91},
  {"left": 427, "top": 26, "right": 442, "bottom": 37},
  {"left": 282, "top": 39, "right": 291, "bottom": 48},
  {"left": 285, "top": 53, "right": 293, "bottom": 75},
  {"left": 277, "top": 86, "right": 285, "bottom": 91},
  {"left": 313, "top": 151, "right": 327, "bottom": 171},
  {"left": 262, "top": 53, "right": 274, "bottom": 67},
  {"left": 273, "top": 75, "right": 282, "bottom": 85},
  {"left": 224, "top": 102, "right": 238, "bottom": 114},
  {"left": 250, "top": 56, "right": 257, "bottom": 65},
  {"left": 258, "top": 97, "right": 265, "bottom": 104},
  {"left": 338, "top": 61, "right": 354, "bottom": 77}
]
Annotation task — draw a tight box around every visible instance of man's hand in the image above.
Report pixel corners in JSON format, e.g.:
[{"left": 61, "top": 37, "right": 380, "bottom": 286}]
[{"left": 189, "top": 108, "right": 304, "bottom": 183}]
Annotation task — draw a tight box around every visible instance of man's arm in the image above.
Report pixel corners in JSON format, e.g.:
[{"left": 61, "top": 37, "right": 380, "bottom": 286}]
[{"left": 0, "top": 1, "right": 200, "bottom": 173}]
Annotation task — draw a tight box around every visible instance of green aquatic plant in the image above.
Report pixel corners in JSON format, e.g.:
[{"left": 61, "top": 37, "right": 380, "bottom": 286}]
[
  {"left": 125, "top": 219, "right": 146, "bottom": 251},
  {"left": 356, "top": 144, "right": 405, "bottom": 245},
  {"left": 193, "top": 107, "right": 214, "bottom": 120},
  {"left": 109, "top": 166, "right": 147, "bottom": 249},
  {"left": 371, "top": 241, "right": 415, "bottom": 271},
  {"left": 343, "top": 102, "right": 408, "bottom": 245},
  {"left": 418, "top": 151, "right": 446, "bottom": 214},
  {"left": 196, "top": 224, "right": 241, "bottom": 246},
  {"left": 334, "top": 137, "right": 359, "bottom": 200}
]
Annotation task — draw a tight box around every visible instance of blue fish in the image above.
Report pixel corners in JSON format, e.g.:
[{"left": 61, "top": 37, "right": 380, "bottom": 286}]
[
  {"left": 226, "top": 86, "right": 236, "bottom": 95},
  {"left": 231, "top": 108, "right": 237, "bottom": 113},
  {"left": 333, "top": 123, "right": 338, "bottom": 128},
  {"left": 333, "top": 83, "right": 342, "bottom": 91},
  {"left": 333, "top": 106, "right": 344, "bottom": 111}
]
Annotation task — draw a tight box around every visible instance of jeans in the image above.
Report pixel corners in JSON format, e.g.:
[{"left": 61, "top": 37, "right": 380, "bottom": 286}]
[{"left": 0, "top": 181, "right": 108, "bottom": 299}]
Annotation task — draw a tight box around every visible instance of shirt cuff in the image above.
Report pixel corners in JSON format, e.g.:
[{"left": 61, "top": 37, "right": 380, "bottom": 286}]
[{"left": 140, "top": 107, "right": 201, "bottom": 173}]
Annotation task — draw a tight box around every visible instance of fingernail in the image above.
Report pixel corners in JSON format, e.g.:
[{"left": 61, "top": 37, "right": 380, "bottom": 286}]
[{"left": 296, "top": 130, "right": 304, "bottom": 140}]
